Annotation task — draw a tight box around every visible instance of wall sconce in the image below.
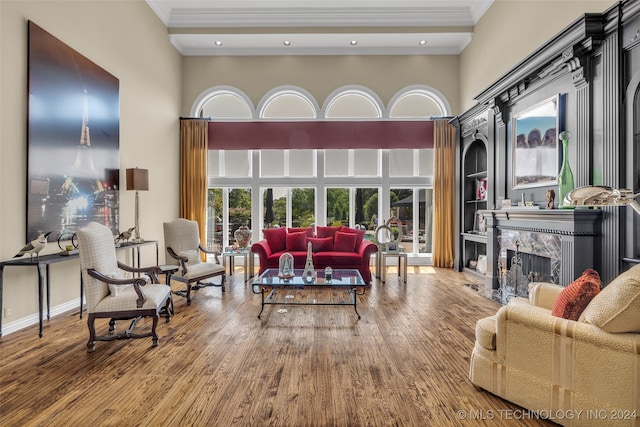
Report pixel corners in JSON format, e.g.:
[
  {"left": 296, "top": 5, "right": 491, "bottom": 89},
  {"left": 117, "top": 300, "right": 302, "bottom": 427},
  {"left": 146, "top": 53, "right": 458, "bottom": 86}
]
[
  {"left": 563, "top": 186, "right": 640, "bottom": 216},
  {"left": 126, "top": 167, "right": 149, "bottom": 243}
]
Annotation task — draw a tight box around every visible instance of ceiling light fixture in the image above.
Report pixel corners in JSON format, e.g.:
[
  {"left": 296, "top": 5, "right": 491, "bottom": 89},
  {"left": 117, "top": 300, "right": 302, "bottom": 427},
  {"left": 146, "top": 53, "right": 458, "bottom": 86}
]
[
  {"left": 214, "top": 40, "right": 222, "bottom": 46},
  {"left": 283, "top": 40, "right": 291, "bottom": 46},
  {"left": 350, "top": 40, "right": 358, "bottom": 46},
  {"left": 419, "top": 40, "right": 427, "bottom": 46}
]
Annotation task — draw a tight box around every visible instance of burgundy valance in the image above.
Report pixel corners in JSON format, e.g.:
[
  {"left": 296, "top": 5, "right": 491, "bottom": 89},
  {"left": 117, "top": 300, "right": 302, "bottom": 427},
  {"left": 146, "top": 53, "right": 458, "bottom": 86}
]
[{"left": 207, "top": 120, "right": 434, "bottom": 150}]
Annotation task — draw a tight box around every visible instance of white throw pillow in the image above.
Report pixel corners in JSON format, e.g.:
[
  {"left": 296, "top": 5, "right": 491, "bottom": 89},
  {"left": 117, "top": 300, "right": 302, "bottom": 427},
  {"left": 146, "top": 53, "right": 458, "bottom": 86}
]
[
  {"left": 178, "top": 249, "right": 202, "bottom": 266},
  {"left": 106, "top": 270, "right": 132, "bottom": 297}
]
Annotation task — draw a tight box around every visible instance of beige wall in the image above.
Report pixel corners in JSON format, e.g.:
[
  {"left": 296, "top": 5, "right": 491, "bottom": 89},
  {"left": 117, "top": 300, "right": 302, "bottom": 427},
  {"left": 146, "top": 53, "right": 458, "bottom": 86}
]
[
  {"left": 0, "top": 1, "right": 181, "bottom": 330},
  {"left": 460, "top": 0, "right": 617, "bottom": 111},
  {"left": 182, "top": 55, "right": 460, "bottom": 116},
  {"left": 0, "top": 0, "right": 623, "bottom": 334}
]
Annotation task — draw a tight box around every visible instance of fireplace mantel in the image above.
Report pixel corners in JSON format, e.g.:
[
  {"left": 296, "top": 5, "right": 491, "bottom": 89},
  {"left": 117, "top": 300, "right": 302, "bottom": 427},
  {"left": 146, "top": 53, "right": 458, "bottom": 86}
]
[{"left": 483, "top": 209, "right": 602, "bottom": 292}]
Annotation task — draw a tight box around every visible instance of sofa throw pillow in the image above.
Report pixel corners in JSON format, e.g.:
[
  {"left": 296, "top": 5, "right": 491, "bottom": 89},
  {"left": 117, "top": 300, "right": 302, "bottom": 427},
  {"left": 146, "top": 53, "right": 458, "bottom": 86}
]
[
  {"left": 178, "top": 249, "right": 202, "bottom": 266},
  {"left": 334, "top": 231, "right": 358, "bottom": 252},
  {"left": 316, "top": 226, "right": 341, "bottom": 240},
  {"left": 107, "top": 270, "right": 132, "bottom": 297},
  {"left": 263, "top": 227, "right": 287, "bottom": 252},
  {"left": 579, "top": 263, "right": 640, "bottom": 333},
  {"left": 339, "top": 226, "right": 366, "bottom": 251},
  {"left": 287, "top": 227, "right": 313, "bottom": 238},
  {"left": 286, "top": 232, "right": 307, "bottom": 251},
  {"left": 308, "top": 236, "right": 333, "bottom": 252},
  {"left": 551, "top": 268, "right": 601, "bottom": 321}
]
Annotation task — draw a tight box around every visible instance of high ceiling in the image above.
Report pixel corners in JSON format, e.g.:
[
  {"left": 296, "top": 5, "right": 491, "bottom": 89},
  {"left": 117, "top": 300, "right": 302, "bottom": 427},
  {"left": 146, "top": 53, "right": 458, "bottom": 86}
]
[{"left": 146, "top": 0, "right": 494, "bottom": 56}]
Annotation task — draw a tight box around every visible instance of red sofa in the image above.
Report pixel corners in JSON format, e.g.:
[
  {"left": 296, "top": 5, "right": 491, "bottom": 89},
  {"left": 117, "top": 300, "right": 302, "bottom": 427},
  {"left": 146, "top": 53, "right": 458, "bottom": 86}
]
[{"left": 251, "top": 226, "right": 378, "bottom": 283}]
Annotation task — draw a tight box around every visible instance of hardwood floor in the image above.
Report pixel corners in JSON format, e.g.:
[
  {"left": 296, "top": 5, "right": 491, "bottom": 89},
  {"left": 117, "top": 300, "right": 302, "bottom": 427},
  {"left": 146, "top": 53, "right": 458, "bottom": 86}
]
[{"left": 0, "top": 266, "right": 555, "bottom": 426}]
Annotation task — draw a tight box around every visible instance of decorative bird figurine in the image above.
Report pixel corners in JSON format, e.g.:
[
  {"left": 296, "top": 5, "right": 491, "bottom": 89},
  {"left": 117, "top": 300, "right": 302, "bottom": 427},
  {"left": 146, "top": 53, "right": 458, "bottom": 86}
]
[
  {"left": 14, "top": 232, "right": 52, "bottom": 261},
  {"left": 115, "top": 227, "right": 135, "bottom": 245}
]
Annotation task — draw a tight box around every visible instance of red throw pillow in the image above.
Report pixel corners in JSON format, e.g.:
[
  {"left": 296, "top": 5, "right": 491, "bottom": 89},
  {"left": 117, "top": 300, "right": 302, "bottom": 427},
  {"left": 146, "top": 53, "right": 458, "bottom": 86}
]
[
  {"left": 287, "top": 227, "right": 313, "bottom": 238},
  {"left": 340, "top": 226, "right": 366, "bottom": 251},
  {"left": 551, "top": 269, "right": 601, "bottom": 321},
  {"left": 263, "top": 227, "right": 286, "bottom": 252},
  {"left": 316, "top": 226, "right": 341, "bottom": 240},
  {"left": 333, "top": 231, "right": 358, "bottom": 252},
  {"left": 308, "top": 236, "right": 333, "bottom": 252},
  {"left": 285, "top": 232, "right": 307, "bottom": 251}
]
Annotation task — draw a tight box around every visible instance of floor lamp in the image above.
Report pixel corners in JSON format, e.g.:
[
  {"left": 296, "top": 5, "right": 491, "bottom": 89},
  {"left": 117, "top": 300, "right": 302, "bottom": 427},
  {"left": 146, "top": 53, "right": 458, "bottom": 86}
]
[{"left": 126, "top": 168, "right": 149, "bottom": 243}]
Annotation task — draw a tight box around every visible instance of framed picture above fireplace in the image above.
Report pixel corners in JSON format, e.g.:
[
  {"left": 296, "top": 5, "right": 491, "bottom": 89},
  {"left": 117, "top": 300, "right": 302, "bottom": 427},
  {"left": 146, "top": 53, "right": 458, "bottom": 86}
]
[{"left": 511, "top": 94, "right": 565, "bottom": 189}]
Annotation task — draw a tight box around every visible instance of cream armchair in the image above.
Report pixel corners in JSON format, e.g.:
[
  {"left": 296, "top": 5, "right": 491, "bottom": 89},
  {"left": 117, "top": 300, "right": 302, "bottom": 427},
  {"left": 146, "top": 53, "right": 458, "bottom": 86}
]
[
  {"left": 77, "top": 222, "right": 172, "bottom": 352},
  {"left": 470, "top": 264, "right": 640, "bottom": 426},
  {"left": 163, "top": 218, "right": 226, "bottom": 304}
]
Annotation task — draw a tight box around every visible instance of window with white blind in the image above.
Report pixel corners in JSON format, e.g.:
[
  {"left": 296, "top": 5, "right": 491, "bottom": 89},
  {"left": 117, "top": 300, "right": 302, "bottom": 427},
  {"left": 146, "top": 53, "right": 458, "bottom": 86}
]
[{"left": 200, "top": 85, "right": 448, "bottom": 263}]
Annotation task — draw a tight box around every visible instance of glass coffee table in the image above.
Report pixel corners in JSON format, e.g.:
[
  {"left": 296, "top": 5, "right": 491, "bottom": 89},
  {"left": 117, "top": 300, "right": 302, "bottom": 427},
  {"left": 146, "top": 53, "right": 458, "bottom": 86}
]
[{"left": 251, "top": 269, "right": 366, "bottom": 319}]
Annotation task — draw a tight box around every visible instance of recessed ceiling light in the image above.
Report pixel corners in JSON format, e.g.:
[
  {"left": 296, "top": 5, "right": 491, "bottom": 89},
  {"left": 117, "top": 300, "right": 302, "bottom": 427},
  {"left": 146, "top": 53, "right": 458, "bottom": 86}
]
[
  {"left": 214, "top": 40, "right": 222, "bottom": 46},
  {"left": 419, "top": 40, "right": 427, "bottom": 46},
  {"left": 283, "top": 40, "right": 291, "bottom": 46},
  {"left": 350, "top": 40, "right": 358, "bottom": 46}
]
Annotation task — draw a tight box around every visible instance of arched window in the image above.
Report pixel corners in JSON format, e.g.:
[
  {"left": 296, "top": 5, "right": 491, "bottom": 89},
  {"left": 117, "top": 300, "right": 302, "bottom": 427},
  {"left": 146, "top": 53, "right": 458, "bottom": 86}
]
[
  {"left": 388, "top": 85, "right": 451, "bottom": 118},
  {"left": 199, "top": 88, "right": 254, "bottom": 179},
  {"left": 192, "top": 86, "right": 254, "bottom": 118},
  {"left": 323, "top": 86, "right": 384, "bottom": 119},
  {"left": 258, "top": 87, "right": 318, "bottom": 119}
]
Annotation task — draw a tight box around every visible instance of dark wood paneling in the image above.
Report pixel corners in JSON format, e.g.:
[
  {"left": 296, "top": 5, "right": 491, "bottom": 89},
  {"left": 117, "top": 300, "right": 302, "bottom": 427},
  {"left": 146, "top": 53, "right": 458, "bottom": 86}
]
[{"left": 455, "top": 2, "right": 640, "bottom": 287}]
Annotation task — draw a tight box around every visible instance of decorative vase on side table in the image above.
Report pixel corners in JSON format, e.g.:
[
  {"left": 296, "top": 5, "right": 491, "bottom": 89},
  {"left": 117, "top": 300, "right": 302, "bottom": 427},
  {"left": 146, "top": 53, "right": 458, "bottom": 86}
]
[
  {"left": 234, "top": 225, "right": 253, "bottom": 249},
  {"left": 557, "top": 130, "right": 575, "bottom": 208}
]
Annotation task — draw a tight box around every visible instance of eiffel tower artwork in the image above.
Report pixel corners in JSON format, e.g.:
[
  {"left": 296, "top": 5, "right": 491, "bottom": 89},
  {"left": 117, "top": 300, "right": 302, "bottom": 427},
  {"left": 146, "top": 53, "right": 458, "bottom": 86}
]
[
  {"left": 60, "top": 87, "right": 103, "bottom": 200},
  {"left": 27, "top": 21, "right": 120, "bottom": 242}
]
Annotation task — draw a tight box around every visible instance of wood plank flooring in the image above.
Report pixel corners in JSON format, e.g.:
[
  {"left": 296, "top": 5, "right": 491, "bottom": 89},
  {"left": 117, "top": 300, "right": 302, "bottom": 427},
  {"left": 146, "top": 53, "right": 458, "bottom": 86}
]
[{"left": 0, "top": 266, "right": 555, "bottom": 426}]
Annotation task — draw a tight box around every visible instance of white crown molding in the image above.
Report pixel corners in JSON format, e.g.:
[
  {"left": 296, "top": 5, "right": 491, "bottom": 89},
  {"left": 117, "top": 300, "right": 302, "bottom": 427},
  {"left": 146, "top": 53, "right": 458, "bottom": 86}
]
[
  {"left": 169, "top": 32, "right": 472, "bottom": 56},
  {"left": 147, "top": 0, "right": 493, "bottom": 28},
  {"left": 167, "top": 7, "right": 476, "bottom": 28},
  {"left": 147, "top": 0, "right": 492, "bottom": 56}
]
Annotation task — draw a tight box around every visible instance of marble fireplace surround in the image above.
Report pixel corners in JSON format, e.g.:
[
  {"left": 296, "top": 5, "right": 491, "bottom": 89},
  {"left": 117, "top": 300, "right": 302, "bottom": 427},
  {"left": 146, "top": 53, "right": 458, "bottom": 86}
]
[{"left": 483, "top": 209, "right": 602, "bottom": 299}]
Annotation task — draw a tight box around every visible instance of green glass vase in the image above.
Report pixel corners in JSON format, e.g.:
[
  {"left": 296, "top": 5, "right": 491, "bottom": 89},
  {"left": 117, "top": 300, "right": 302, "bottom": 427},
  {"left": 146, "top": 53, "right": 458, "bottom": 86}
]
[{"left": 557, "top": 130, "right": 575, "bottom": 208}]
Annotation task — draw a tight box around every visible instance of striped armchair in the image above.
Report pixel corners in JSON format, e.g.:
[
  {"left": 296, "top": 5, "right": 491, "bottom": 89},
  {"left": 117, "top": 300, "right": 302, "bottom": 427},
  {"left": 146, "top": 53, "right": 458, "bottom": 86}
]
[
  {"left": 469, "top": 265, "right": 640, "bottom": 426},
  {"left": 163, "top": 218, "right": 226, "bottom": 304},
  {"left": 77, "top": 222, "right": 172, "bottom": 352}
]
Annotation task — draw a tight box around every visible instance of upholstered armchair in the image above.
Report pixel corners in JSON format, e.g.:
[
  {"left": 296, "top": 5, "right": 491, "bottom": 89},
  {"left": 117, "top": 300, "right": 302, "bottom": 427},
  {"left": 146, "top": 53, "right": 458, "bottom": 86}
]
[
  {"left": 163, "top": 218, "right": 226, "bottom": 304},
  {"left": 77, "top": 222, "right": 172, "bottom": 352},
  {"left": 469, "top": 264, "right": 640, "bottom": 426}
]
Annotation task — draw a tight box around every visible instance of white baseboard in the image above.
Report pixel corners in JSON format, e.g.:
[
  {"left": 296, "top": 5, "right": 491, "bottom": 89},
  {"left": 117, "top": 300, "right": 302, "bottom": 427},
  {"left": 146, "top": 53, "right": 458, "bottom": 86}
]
[{"left": 1, "top": 298, "right": 82, "bottom": 336}]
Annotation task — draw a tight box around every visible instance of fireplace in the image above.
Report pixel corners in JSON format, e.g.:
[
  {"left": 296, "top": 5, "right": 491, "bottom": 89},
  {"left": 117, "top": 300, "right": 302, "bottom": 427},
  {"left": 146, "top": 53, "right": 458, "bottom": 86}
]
[
  {"left": 494, "top": 231, "right": 560, "bottom": 303},
  {"left": 483, "top": 209, "right": 602, "bottom": 303}
]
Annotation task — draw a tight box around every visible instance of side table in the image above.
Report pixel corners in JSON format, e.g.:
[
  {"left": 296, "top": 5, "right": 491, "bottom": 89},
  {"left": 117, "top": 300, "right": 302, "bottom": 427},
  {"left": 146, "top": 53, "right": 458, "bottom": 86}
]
[
  {"left": 376, "top": 250, "right": 407, "bottom": 283},
  {"left": 222, "top": 249, "right": 254, "bottom": 282}
]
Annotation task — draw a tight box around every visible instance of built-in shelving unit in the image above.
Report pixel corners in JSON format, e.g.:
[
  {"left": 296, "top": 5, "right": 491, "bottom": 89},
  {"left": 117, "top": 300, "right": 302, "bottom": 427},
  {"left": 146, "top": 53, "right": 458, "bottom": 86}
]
[{"left": 461, "top": 139, "right": 488, "bottom": 277}]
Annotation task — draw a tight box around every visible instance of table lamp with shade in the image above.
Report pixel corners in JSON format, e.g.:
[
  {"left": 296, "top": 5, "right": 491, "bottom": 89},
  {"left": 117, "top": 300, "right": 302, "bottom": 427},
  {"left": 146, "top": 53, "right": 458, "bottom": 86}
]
[{"left": 126, "top": 167, "right": 149, "bottom": 243}]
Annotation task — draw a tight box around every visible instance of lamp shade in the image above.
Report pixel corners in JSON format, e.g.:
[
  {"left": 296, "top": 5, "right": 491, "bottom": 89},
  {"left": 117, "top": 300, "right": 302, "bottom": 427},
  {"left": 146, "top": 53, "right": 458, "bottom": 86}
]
[{"left": 126, "top": 168, "right": 149, "bottom": 191}]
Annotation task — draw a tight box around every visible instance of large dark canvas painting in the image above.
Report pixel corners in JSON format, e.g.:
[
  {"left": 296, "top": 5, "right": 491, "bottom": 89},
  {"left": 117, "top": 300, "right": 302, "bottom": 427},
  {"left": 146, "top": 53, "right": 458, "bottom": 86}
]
[{"left": 27, "top": 21, "right": 119, "bottom": 242}]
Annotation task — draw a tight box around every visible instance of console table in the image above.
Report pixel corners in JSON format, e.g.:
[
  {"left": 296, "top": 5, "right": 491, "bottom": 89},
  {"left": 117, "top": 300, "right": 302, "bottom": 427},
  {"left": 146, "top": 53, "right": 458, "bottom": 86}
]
[{"left": 0, "top": 240, "right": 159, "bottom": 337}]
